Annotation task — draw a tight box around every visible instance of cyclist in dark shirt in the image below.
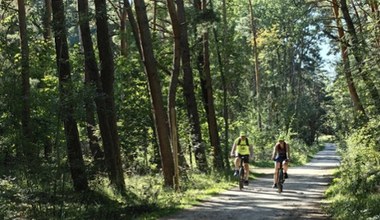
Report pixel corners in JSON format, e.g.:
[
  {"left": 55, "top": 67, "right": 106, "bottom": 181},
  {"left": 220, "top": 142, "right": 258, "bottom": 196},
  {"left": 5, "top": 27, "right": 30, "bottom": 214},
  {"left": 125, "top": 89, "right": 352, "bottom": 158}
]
[{"left": 271, "top": 136, "right": 290, "bottom": 188}]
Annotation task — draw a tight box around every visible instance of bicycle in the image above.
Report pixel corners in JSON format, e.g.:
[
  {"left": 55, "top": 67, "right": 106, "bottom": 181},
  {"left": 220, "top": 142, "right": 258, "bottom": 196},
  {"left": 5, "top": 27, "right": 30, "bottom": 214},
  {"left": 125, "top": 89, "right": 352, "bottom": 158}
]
[
  {"left": 277, "top": 160, "right": 286, "bottom": 193},
  {"left": 238, "top": 155, "right": 249, "bottom": 190}
]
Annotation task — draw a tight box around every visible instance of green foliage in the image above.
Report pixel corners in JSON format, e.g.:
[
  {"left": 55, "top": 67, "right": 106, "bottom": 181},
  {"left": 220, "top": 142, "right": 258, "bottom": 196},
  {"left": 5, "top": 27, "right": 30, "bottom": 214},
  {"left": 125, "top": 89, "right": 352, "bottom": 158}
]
[
  {"left": 1, "top": 0, "right": 379, "bottom": 218},
  {"left": 325, "top": 117, "right": 380, "bottom": 219},
  {"left": 0, "top": 166, "right": 233, "bottom": 219}
]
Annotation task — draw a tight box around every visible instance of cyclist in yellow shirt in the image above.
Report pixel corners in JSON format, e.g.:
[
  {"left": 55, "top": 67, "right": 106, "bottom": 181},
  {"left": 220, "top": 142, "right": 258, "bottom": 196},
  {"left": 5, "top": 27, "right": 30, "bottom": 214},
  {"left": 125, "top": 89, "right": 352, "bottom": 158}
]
[{"left": 230, "top": 131, "right": 254, "bottom": 185}]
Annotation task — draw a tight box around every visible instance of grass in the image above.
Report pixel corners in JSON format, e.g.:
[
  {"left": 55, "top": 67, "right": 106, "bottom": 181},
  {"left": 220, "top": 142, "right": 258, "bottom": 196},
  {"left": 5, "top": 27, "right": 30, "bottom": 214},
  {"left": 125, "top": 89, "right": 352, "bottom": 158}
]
[
  {"left": 1, "top": 138, "right": 330, "bottom": 219},
  {"left": 0, "top": 171, "right": 235, "bottom": 220}
]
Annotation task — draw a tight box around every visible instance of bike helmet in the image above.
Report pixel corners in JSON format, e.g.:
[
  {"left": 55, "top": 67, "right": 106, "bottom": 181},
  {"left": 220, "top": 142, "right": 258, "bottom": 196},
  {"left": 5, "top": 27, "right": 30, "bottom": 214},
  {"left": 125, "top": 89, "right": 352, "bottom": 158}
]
[
  {"left": 278, "top": 135, "right": 285, "bottom": 141},
  {"left": 240, "top": 131, "right": 246, "bottom": 136}
]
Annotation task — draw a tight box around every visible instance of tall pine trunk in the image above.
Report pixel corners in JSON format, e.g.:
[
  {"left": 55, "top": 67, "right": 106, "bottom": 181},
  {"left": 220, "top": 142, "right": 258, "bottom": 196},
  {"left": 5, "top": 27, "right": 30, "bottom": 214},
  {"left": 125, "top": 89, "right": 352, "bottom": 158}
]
[
  {"left": 52, "top": 0, "right": 88, "bottom": 192},
  {"left": 340, "top": 0, "right": 380, "bottom": 116},
  {"left": 94, "top": 0, "right": 125, "bottom": 192},
  {"left": 177, "top": 0, "right": 208, "bottom": 172},
  {"left": 248, "top": 0, "right": 262, "bottom": 130},
  {"left": 134, "top": 0, "right": 175, "bottom": 187},
  {"left": 332, "top": 0, "right": 367, "bottom": 118},
  {"left": 42, "top": 0, "right": 52, "bottom": 40},
  {"left": 167, "top": 0, "right": 182, "bottom": 190},
  {"left": 18, "top": 0, "right": 33, "bottom": 160},
  {"left": 195, "top": 0, "right": 223, "bottom": 170},
  {"left": 219, "top": 0, "right": 230, "bottom": 169},
  {"left": 78, "top": 0, "right": 105, "bottom": 164}
]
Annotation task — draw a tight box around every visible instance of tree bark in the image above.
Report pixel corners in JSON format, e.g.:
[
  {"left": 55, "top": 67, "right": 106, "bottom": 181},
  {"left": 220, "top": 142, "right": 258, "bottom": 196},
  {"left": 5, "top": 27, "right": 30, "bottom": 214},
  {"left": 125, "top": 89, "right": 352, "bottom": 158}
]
[
  {"left": 248, "top": 0, "right": 262, "bottom": 130},
  {"left": 18, "top": 0, "right": 33, "bottom": 160},
  {"left": 78, "top": 0, "right": 105, "bottom": 164},
  {"left": 42, "top": 0, "right": 52, "bottom": 40},
  {"left": 134, "top": 0, "right": 175, "bottom": 187},
  {"left": 94, "top": 0, "right": 125, "bottom": 192},
  {"left": 340, "top": 0, "right": 380, "bottom": 116},
  {"left": 195, "top": 0, "right": 223, "bottom": 170},
  {"left": 120, "top": 1, "right": 128, "bottom": 57},
  {"left": 332, "top": 0, "right": 367, "bottom": 117},
  {"left": 177, "top": 0, "right": 208, "bottom": 172},
  {"left": 167, "top": 0, "right": 182, "bottom": 190},
  {"left": 124, "top": 0, "right": 143, "bottom": 57},
  {"left": 52, "top": 0, "right": 88, "bottom": 192},
  {"left": 220, "top": 0, "right": 230, "bottom": 169}
]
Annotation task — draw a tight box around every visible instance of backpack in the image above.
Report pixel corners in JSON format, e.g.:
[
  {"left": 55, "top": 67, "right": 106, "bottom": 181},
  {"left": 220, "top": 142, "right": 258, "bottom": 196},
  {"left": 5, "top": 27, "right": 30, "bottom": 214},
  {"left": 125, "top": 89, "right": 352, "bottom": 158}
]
[{"left": 238, "top": 137, "right": 249, "bottom": 146}]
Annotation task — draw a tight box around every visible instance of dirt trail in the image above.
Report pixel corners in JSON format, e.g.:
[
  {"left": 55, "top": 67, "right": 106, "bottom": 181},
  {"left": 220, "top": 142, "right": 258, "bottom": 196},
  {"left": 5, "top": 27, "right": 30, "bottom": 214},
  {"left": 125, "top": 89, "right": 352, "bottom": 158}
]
[{"left": 161, "top": 143, "right": 340, "bottom": 220}]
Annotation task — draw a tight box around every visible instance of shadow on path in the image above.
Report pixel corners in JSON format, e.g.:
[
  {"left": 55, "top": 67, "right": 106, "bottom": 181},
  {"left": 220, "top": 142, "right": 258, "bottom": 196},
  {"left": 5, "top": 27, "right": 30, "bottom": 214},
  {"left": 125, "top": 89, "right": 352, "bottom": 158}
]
[{"left": 160, "top": 143, "right": 340, "bottom": 220}]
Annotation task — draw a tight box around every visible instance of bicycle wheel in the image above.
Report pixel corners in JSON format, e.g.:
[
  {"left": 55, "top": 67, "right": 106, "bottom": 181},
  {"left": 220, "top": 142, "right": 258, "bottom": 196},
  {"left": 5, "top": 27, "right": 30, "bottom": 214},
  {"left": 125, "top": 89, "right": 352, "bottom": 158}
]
[
  {"left": 278, "top": 168, "right": 283, "bottom": 193},
  {"left": 238, "top": 167, "right": 244, "bottom": 190}
]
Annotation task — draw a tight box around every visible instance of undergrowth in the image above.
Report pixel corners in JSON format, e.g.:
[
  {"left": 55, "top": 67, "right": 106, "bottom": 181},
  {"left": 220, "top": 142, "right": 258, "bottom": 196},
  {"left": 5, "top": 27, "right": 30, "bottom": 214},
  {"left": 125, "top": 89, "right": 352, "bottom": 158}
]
[
  {"left": 0, "top": 137, "right": 325, "bottom": 219},
  {"left": 324, "top": 117, "right": 380, "bottom": 219}
]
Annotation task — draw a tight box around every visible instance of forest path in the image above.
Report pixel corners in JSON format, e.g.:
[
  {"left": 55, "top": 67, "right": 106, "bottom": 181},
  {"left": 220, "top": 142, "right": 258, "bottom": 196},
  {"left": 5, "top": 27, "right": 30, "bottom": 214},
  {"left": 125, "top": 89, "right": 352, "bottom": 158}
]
[{"left": 160, "top": 143, "right": 340, "bottom": 220}]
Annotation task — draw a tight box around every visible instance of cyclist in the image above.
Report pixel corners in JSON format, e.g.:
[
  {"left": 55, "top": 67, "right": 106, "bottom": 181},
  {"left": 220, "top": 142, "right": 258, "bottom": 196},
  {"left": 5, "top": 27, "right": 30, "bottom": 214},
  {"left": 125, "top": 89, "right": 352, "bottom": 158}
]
[
  {"left": 271, "top": 135, "right": 290, "bottom": 188},
  {"left": 230, "top": 131, "right": 254, "bottom": 185}
]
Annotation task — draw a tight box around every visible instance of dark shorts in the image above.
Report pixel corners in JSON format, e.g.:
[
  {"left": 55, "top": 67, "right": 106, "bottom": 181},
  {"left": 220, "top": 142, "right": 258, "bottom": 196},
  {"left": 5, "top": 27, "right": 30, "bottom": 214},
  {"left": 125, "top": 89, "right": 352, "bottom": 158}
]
[
  {"left": 237, "top": 154, "right": 250, "bottom": 163},
  {"left": 274, "top": 156, "right": 287, "bottom": 163}
]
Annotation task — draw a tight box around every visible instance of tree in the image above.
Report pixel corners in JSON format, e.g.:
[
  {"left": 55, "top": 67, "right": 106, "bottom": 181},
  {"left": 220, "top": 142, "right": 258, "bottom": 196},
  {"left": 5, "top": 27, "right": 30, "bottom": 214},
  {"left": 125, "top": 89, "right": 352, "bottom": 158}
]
[
  {"left": 17, "top": 0, "right": 33, "bottom": 160},
  {"left": 212, "top": 0, "right": 230, "bottom": 169},
  {"left": 332, "top": 0, "right": 367, "bottom": 118},
  {"left": 78, "top": 0, "right": 105, "bottom": 164},
  {"left": 248, "top": 0, "right": 262, "bottom": 130},
  {"left": 94, "top": 0, "right": 125, "bottom": 192},
  {"left": 42, "top": 0, "right": 52, "bottom": 40},
  {"left": 177, "top": 0, "right": 208, "bottom": 172},
  {"left": 195, "top": 0, "right": 224, "bottom": 170},
  {"left": 166, "top": 0, "right": 182, "bottom": 189},
  {"left": 339, "top": 0, "right": 380, "bottom": 116},
  {"left": 51, "top": 0, "right": 88, "bottom": 192},
  {"left": 134, "top": 0, "right": 175, "bottom": 187}
]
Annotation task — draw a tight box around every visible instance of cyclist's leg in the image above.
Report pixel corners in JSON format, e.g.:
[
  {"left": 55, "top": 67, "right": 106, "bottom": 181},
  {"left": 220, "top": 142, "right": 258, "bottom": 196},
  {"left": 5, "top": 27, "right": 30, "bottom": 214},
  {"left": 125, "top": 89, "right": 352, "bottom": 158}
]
[
  {"left": 234, "top": 157, "right": 241, "bottom": 170},
  {"left": 283, "top": 159, "right": 289, "bottom": 178},
  {"left": 243, "top": 157, "right": 249, "bottom": 180},
  {"left": 273, "top": 161, "right": 280, "bottom": 184},
  {"left": 233, "top": 156, "right": 241, "bottom": 176}
]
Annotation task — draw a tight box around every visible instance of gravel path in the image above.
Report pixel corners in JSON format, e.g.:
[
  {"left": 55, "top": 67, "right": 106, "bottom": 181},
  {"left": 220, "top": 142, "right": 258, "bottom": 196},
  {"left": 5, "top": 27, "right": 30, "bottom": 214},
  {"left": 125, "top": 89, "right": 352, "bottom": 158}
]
[{"left": 161, "top": 143, "right": 340, "bottom": 220}]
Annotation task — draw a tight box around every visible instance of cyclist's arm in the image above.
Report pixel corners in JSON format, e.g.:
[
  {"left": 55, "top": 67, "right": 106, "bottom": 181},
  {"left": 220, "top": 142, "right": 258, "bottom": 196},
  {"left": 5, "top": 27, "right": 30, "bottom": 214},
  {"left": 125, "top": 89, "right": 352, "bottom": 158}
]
[
  {"left": 230, "top": 142, "right": 237, "bottom": 157},
  {"left": 249, "top": 145, "right": 254, "bottom": 159},
  {"left": 271, "top": 145, "right": 277, "bottom": 160},
  {"left": 286, "top": 144, "right": 290, "bottom": 161}
]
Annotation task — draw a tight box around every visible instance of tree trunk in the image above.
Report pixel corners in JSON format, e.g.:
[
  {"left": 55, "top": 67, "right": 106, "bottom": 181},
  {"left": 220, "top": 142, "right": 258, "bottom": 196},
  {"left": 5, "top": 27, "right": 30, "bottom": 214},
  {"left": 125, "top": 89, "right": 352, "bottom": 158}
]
[
  {"left": 177, "top": 0, "right": 208, "bottom": 172},
  {"left": 78, "top": 0, "right": 105, "bottom": 165},
  {"left": 120, "top": 1, "right": 128, "bottom": 57},
  {"left": 332, "top": 0, "right": 367, "bottom": 117},
  {"left": 42, "top": 0, "right": 52, "bottom": 40},
  {"left": 219, "top": 0, "right": 230, "bottom": 169},
  {"left": 167, "top": 0, "right": 182, "bottom": 190},
  {"left": 248, "top": 0, "right": 262, "bottom": 130},
  {"left": 134, "top": 0, "right": 175, "bottom": 187},
  {"left": 124, "top": 0, "right": 168, "bottom": 171},
  {"left": 340, "top": 0, "right": 380, "bottom": 115},
  {"left": 52, "top": 0, "right": 88, "bottom": 192},
  {"left": 212, "top": 27, "right": 230, "bottom": 170},
  {"left": 195, "top": 0, "right": 223, "bottom": 170},
  {"left": 18, "top": 0, "right": 33, "bottom": 160},
  {"left": 94, "top": 0, "right": 125, "bottom": 192},
  {"left": 124, "top": 0, "right": 143, "bottom": 57}
]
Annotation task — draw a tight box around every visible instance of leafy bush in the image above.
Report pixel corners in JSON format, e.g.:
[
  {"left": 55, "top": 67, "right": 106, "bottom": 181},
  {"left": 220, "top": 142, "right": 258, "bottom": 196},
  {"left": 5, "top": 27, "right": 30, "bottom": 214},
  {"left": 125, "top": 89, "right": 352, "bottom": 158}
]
[{"left": 326, "top": 117, "right": 380, "bottom": 219}]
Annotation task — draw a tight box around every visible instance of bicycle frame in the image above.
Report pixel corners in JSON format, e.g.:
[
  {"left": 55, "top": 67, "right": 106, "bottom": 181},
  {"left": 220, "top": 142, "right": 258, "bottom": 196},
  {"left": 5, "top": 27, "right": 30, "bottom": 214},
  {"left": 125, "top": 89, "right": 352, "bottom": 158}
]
[
  {"left": 237, "top": 155, "right": 249, "bottom": 190},
  {"left": 277, "top": 161, "right": 285, "bottom": 193}
]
